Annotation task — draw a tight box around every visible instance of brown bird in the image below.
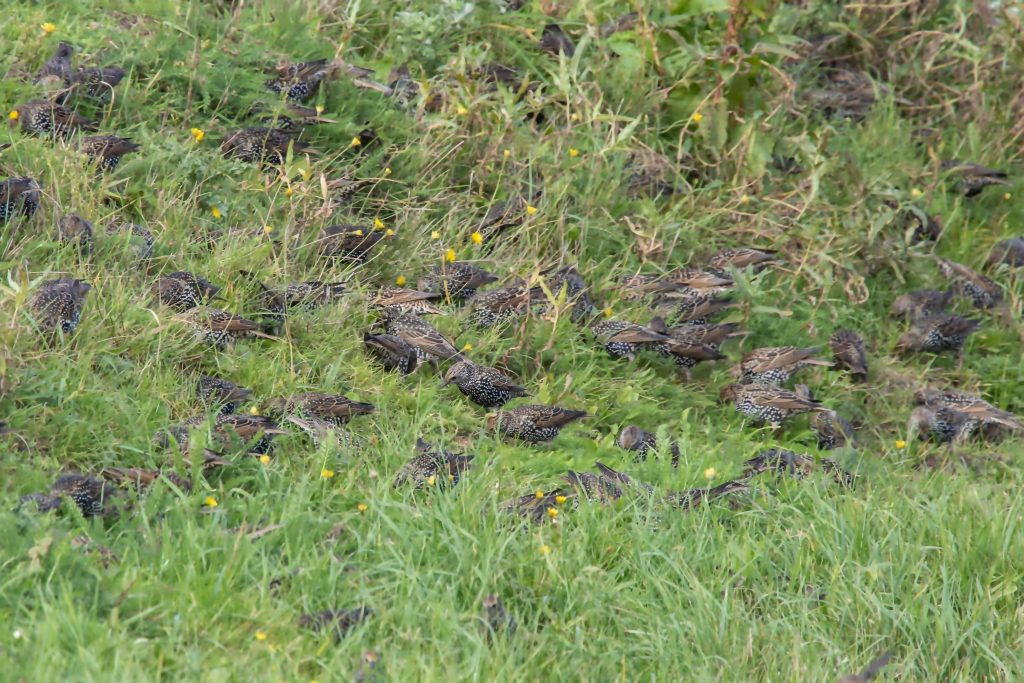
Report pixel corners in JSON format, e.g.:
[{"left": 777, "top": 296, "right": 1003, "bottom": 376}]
[
  {"left": 1, "top": 176, "right": 42, "bottom": 221},
  {"left": 656, "top": 289, "right": 734, "bottom": 324},
  {"left": 152, "top": 271, "right": 221, "bottom": 311},
  {"left": 720, "top": 383, "right": 826, "bottom": 428},
  {"left": 936, "top": 257, "right": 1002, "bottom": 309},
  {"left": 69, "top": 65, "right": 127, "bottom": 100},
  {"left": 317, "top": 224, "right": 386, "bottom": 262},
  {"left": 100, "top": 467, "right": 192, "bottom": 493},
  {"left": 566, "top": 461, "right": 654, "bottom": 502},
  {"left": 20, "top": 473, "right": 116, "bottom": 517},
  {"left": 503, "top": 487, "right": 573, "bottom": 525},
  {"left": 539, "top": 23, "right": 575, "bottom": 57},
  {"left": 477, "top": 188, "right": 543, "bottom": 243},
  {"left": 442, "top": 360, "right": 528, "bottom": 408},
  {"left": 481, "top": 594, "right": 517, "bottom": 639},
  {"left": 617, "top": 424, "right": 680, "bottom": 465},
  {"left": 177, "top": 307, "right": 271, "bottom": 349},
  {"left": 106, "top": 220, "right": 154, "bottom": 261},
  {"left": 197, "top": 376, "right": 253, "bottom": 414},
  {"left": 469, "top": 285, "right": 536, "bottom": 328},
  {"left": 264, "top": 58, "right": 330, "bottom": 102},
  {"left": 707, "top": 247, "right": 781, "bottom": 273},
  {"left": 942, "top": 160, "right": 1008, "bottom": 197},
  {"left": 57, "top": 214, "right": 93, "bottom": 252},
  {"left": 371, "top": 286, "right": 444, "bottom": 316},
  {"left": 298, "top": 607, "right": 373, "bottom": 641},
  {"left": 838, "top": 650, "right": 893, "bottom": 683},
  {"left": 30, "top": 278, "right": 92, "bottom": 336},
  {"left": 35, "top": 41, "right": 74, "bottom": 86},
  {"left": 811, "top": 409, "right": 857, "bottom": 450},
  {"left": 155, "top": 413, "right": 287, "bottom": 455},
  {"left": 363, "top": 332, "right": 418, "bottom": 375},
  {"left": 668, "top": 479, "right": 750, "bottom": 510},
  {"left": 895, "top": 314, "right": 980, "bottom": 366},
  {"left": 79, "top": 135, "right": 140, "bottom": 172},
  {"left": 591, "top": 319, "right": 668, "bottom": 361},
  {"left": 742, "top": 448, "right": 852, "bottom": 486},
  {"left": 913, "top": 388, "right": 1022, "bottom": 432},
  {"left": 392, "top": 439, "right": 474, "bottom": 489},
  {"left": 733, "top": 346, "right": 831, "bottom": 386},
  {"left": 987, "top": 237, "right": 1024, "bottom": 268},
  {"left": 542, "top": 265, "right": 597, "bottom": 324},
  {"left": 830, "top": 329, "right": 868, "bottom": 381},
  {"left": 220, "top": 126, "right": 309, "bottom": 166},
  {"left": 9, "top": 100, "right": 96, "bottom": 138},
  {"left": 267, "top": 392, "right": 375, "bottom": 428},
  {"left": 488, "top": 404, "right": 588, "bottom": 443},
  {"left": 381, "top": 311, "right": 463, "bottom": 364},
  {"left": 418, "top": 261, "right": 498, "bottom": 302},
  {"left": 907, "top": 405, "right": 978, "bottom": 444},
  {"left": 889, "top": 289, "right": 952, "bottom": 321},
  {"left": 663, "top": 267, "right": 735, "bottom": 291}
]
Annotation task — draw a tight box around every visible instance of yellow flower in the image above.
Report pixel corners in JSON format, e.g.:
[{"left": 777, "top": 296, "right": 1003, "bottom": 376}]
[
  {"left": 249, "top": 405, "right": 260, "bottom": 415},
  {"left": 570, "top": 112, "right": 580, "bottom": 122},
  {"left": 190, "top": 127, "right": 205, "bottom": 142},
  {"left": 374, "top": 217, "right": 385, "bottom": 230},
  {"left": 301, "top": 167, "right": 312, "bottom": 181},
  {"left": 470, "top": 231, "right": 483, "bottom": 245},
  {"left": 691, "top": 111, "right": 703, "bottom": 123},
  {"left": 285, "top": 186, "right": 293, "bottom": 197},
  {"left": 204, "top": 496, "right": 218, "bottom": 508},
  {"left": 540, "top": 544, "right": 551, "bottom": 555},
  {"left": 1004, "top": 192, "right": 1012, "bottom": 201},
  {"left": 211, "top": 207, "right": 222, "bottom": 219},
  {"left": 456, "top": 105, "right": 469, "bottom": 116},
  {"left": 41, "top": 22, "right": 56, "bottom": 34},
  {"left": 502, "top": 149, "right": 511, "bottom": 158},
  {"left": 427, "top": 475, "right": 437, "bottom": 487},
  {"left": 356, "top": 503, "right": 368, "bottom": 513},
  {"left": 602, "top": 307, "right": 613, "bottom": 318},
  {"left": 350, "top": 136, "right": 362, "bottom": 147},
  {"left": 704, "top": 467, "right": 717, "bottom": 479},
  {"left": 445, "top": 248, "right": 456, "bottom": 263},
  {"left": 547, "top": 507, "right": 559, "bottom": 519},
  {"left": 431, "top": 231, "right": 441, "bottom": 240},
  {"left": 385, "top": 229, "right": 395, "bottom": 237},
  {"left": 895, "top": 440, "right": 907, "bottom": 449},
  {"left": 525, "top": 205, "right": 538, "bottom": 216},
  {"left": 353, "top": 229, "right": 364, "bottom": 237},
  {"left": 461, "top": 342, "right": 473, "bottom": 352},
  {"left": 383, "top": 167, "right": 392, "bottom": 177},
  {"left": 321, "top": 468, "right": 335, "bottom": 479},
  {"left": 911, "top": 188, "right": 923, "bottom": 198},
  {"left": 255, "top": 631, "right": 268, "bottom": 641},
  {"left": 315, "top": 105, "right": 324, "bottom": 115},
  {"left": 535, "top": 490, "right": 544, "bottom": 500},
  {"left": 259, "top": 455, "right": 271, "bottom": 465},
  {"left": 8, "top": 110, "right": 18, "bottom": 120},
  {"left": 395, "top": 275, "right": 407, "bottom": 286},
  {"left": 555, "top": 495, "right": 568, "bottom": 505},
  {"left": 263, "top": 225, "right": 274, "bottom": 234},
  {"left": 569, "top": 148, "right": 579, "bottom": 158},
  {"left": 739, "top": 194, "right": 750, "bottom": 204}
]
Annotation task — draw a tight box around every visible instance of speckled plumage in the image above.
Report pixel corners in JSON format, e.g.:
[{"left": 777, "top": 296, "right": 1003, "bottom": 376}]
[
  {"left": 656, "top": 288, "right": 734, "bottom": 324},
  {"left": 382, "top": 311, "right": 463, "bottom": 364},
  {"left": 830, "top": 329, "right": 868, "bottom": 381},
  {"left": 10, "top": 100, "right": 96, "bottom": 138},
  {"left": 392, "top": 439, "right": 474, "bottom": 489},
  {"left": 265, "top": 59, "right": 330, "bottom": 102},
  {"left": 591, "top": 319, "right": 667, "bottom": 360},
  {"left": 197, "top": 376, "right": 253, "bottom": 414},
  {"left": 720, "top": 382, "right": 824, "bottom": 427},
  {"left": 155, "top": 412, "right": 286, "bottom": 454},
  {"left": 178, "top": 307, "right": 266, "bottom": 349},
  {"left": 889, "top": 289, "right": 952, "bottom": 321},
  {"left": 734, "top": 346, "right": 831, "bottom": 385},
  {"left": 418, "top": 261, "right": 498, "bottom": 302},
  {"left": 908, "top": 405, "right": 978, "bottom": 444},
  {"left": 70, "top": 66, "right": 126, "bottom": 99},
  {"left": 30, "top": 278, "right": 92, "bottom": 336},
  {"left": 543, "top": 265, "right": 597, "bottom": 323},
  {"left": 896, "top": 314, "right": 980, "bottom": 357},
  {"left": 616, "top": 424, "right": 680, "bottom": 465},
  {"left": 35, "top": 42, "right": 74, "bottom": 86},
  {"left": 363, "top": 332, "right": 418, "bottom": 374},
  {"left": 942, "top": 160, "right": 1008, "bottom": 197},
  {"left": 317, "top": 224, "right": 385, "bottom": 262},
  {"left": 936, "top": 258, "right": 1002, "bottom": 309},
  {"left": 443, "top": 360, "right": 528, "bottom": 408},
  {"left": 57, "top": 214, "right": 93, "bottom": 252},
  {"left": 469, "top": 285, "right": 534, "bottom": 328},
  {"left": 668, "top": 479, "right": 750, "bottom": 510},
  {"left": 372, "top": 286, "right": 443, "bottom": 316},
  {"left": 269, "top": 392, "right": 375, "bottom": 428},
  {"left": 913, "top": 388, "right": 1022, "bottom": 432},
  {"left": 220, "top": 126, "right": 308, "bottom": 165},
  {"left": 488, "top": 404, "right": 587, "bottom": 443},
  {"left": 707, "top": 247, "right": 781, "bottom": 273},
  {"left": 21, "top": 473, "right": 114, "bottom": 517},
  {"left": 0, "top": 176, "right": 41, "bottom": 222},
  {"left": 152, "top": 271, "right": 221, "bottom": 311},
  {"left": 742, "top": 448, "right": 852, "bottom": 486},
  {"left": 80, "top": 135, "right": 139, "bottom": 172},
  {"left": 502, "top": 487, "right": 573, "bottom": 525},
  {"left": 811, "top": 410, "right": 856, "bottom": 450},
  {"left": 298, "top": 607, "right": 374, "bottom": 641}
]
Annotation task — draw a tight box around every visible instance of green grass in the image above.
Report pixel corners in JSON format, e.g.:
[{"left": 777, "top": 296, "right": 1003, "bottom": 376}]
[{"left": 2, "top": 0, "right": 1024, "bottom": 680}]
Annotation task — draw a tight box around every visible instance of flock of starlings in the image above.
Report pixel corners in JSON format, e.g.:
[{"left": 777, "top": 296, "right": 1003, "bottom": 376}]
[{"left": 1, "top": 14, "right": 1020, "bottom": 675}]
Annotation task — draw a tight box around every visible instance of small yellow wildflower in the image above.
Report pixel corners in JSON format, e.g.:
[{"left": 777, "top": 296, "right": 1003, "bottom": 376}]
[
  {"left": 301, "top": 167, "right": 312, "bottom": 181},
  {"left": 535, "top": 490, "right": 544, "bottom": 500},
  {"left": 555, "top": 495, "right": 568, "bottom": 505},
  {"left": 285, "top": 186, "right": 293, "bottom": 197},
  {"left": 431, "top": 231, "right": 441, "bottom": 240},
  {"left": 502, "top": 149, "right": 511, "bottom": 158},
  {"left": 461, "top": 342, "right": 473, "bottom": 352},
  {"left": 691, "top": 111, "right": 703, "bottom": 123},
  {"left": 356, "top": 503, "right": 368, "bottom": 513},
  {"left": 353, "top": 229, "right": 364, "bottom": 237},
  {"left": 470, "top": 231, "right": 483, "bottom": 245},
  {"left": 259, "top": 455, "right": 271, "bottom": 465},
  {"left": 602, "top": 307, "right": 613, "bottom": 318},
  {"left": 540, "top": 544, "right": 551, "bottom": 555},
  {"left": 8, "top": 110, "right": 19, "bottom": 120},
  {"left": 263, "top": 225, "right": 274, "bottom": 234},
  {"left": 211, "top": 207, "right": 222, "bottom": 219},
  {"left": 204, "top": 496, "right": 218, "bottom": 508},
  {"left": 374, "top": 217, "right": 385, "bottom": 230},
  {"left": 249, "top": 405, "right": 260, "bottom": 415},
  {"left": 704, "top": 467, "right": 717, "bottom": 480},
  {"left": 321, "top": 468, "right": 335, "bottom": 479},
  {"left": 525, "top": 205, "right": 538, "bottom": 216},
  {"left": 395, "top": 275, "right": 407, "bottom": 286},
  {"left": 315, "top": 105, "right": 324, "bottom": 115},
  {"left": 739, "top": 194, "right": 751, "bottom": 204},
  {"left": 383, "top": 167, "right": 392, "bottom": 177},
  {"left": 547, "top": 507, "right": 559, "bottom": 519},
  {"left": 385, "top": 229, "right": 395, "bottom": 237},
  {"left": 568, "top": 148, "right": 579, "bottom": 158},
  {"left": 895, "top": 439, "right": 907, "bottom": 449},
  {"left": 445, "top": 248, "right": 456, "bottom": 263},
  {"left": 911, "top": 188, "right": 923, "bottom": 198},
  {"left": 456, "top": 105, "right": 469, "bottom": 116},
  {"left": 1004, "top": 192, "right": 1012, "bottom": 201},
  {"left": 350, "top": 136, "right": 362, "bottom": 148},
  {"left": 255, "top": 631, "right": 268, "bottom": 641},
  {"left": 41, "top": 22, "right": 56, "bottom": 34},
  {"left": 190, "top": 128, "right": 205, "bottom": 142},
  {"left": 427, "top": 475, "right": 437, "bottom": 487},
  {"left": 570, "top": 112, "right": 580, "bottom": 122}
]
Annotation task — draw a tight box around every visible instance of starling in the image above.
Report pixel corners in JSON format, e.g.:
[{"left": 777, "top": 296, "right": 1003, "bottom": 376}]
[
  {"left": 70, "top": 65, "right": 127, "bottom": 99},
  {"left": 839, "top": 650, "right": 893, "bottom": 683},
  {"left": 895, "top": 314, "right": 980, "bottom": 361},
  {"left": 481, "top": 594, "right": 517, "bottom": 639},
  {"left": 152, "top": 271, "right": 221, "bottom": 311},
  {"left": 908, "top": 405, "right": 977, "bottom": 444},
  {"left": 442, "top": 360, "right": 528, "bottom": 408},
  {"left": 100, "top": 467, "right": 192, "bottom": 493},
  {"left": 720, "top": 382, "right": 825, "bottom": 428},
  {"left": 178, "top": 307, "right": 270, "bottom": 349},
  {"left": 936, "top": 257, "right": 1002, "bottom": 309},
  {"left": 267, "top": 392, "right": 375, "bottom": 428},
  {"left": 564, "top": 469, "right": 623, "bottom": 503},
  {"left": 616, "top": 424, "right": 680, "bottom": 465},
  {"left": 265, "top": 58, "right": 330, "bottom": 102},
  {"left": 503, "top": 487, "right": 573, "bottom": 525},
  {"left": 942, "top": 160, "right": 1008, "bottom": 197},
  {"left": 987, "top": 237, "right": 1024, "bottom": 268},
  {"left": 156, "top": 413, "right": 287, "bottom": 454},
  {"left": 742, "top": 448, "right": 853, "bottom": 485},
  {"left": 600, "top": 12, "right": 640, "bottom": 38},
  {"left": 591, "top": 319, "right": 669, "bottom": 361},
  {"left": 371, "top": 286, "right": 444, "bottom": 316},
  {"left": 0, "top": 176, "right": 42, "bottom": 222},
  {"left": 298, "top": 607, "right": 374, "bottom": 641},
  {"left": 197, "top": 376, "right": 253, "bottom": 414},
  {"left": 805, "top": 68, "right": 878, "bottom": 120},
  {"left": 889, "top": 288, "right": 952, "bottom": 321},
  {"left": 79, "top": 135, "right": 140, "bottom": 172},
  {"left": 904, "top": 208, "right": 942, "bottom": 244},
  {"left": 220, "top": 126, "right": 309, "bottom": 166},
  {"left": 21, "top": 473, "right": 114, "bottom": 517},
  {"left": 657, "top": 288, "right": 734, "bottom": 324},
  {"left": 707, "top": 247, "right": 782, "bottom": 273},
  {"left": 381, "top": 311, "right": 463, "bottom": 364},
  {"left": 663, "top": 267, "right": 735, "bottom": 291},
  {"left": 733, "top": 346, "right": 832, "bottom": 385},
  {"left": 487, "top": 404, "right": 588, "bottom": 443},
  {"left": 477, "top": 189, "right": 542, "bottom": 243},
  {"left": 30, "top": 278, "right": 92, "bottom": 336},
  {"left": 418, "top": 261, "right": 498, "bottom": 302},
  {"left": 35, "top": 41, "right": 74, "bottom": 86},
  {"left": 105, "top": 220, "right": 154, "bottom": 261},
  {"left": 539, "top": 23, "right": 575, "bottom": 58},
  {"left": 279, "top": 280, "right": 347, "bottom": 309},
  {"left": 830, "top": 329, "right": 868, "bottom": 381},
  {"left": 667, "top": 479, "right": 750, "bottom": 511},
  {"left": 9, "top": 100, "right": 96, "bottom": 138},
  {"left": 810, "top": 409, "right": 857, "bottom": 450},
  {"left": 249, "top": 101, "right": 337, "bottom": 130},
  {"left": 648, "top": 320, "right": 731, "bottom": 377},
  {"left": 317, "top": 224, "right": 385, "bottom": 262},
  {"left": 392, "top": 439, "right": 474, "bottom": 489},
  {"left": 469, "top": 285, "right": 535, "bottom": 328},
  {"left": 363, "top": 332, "right": 418, "bottom": 375},
  {"left": 57, "top": 213, "right": 93, "bottom": 252},
  {"left": 913, "top": 388, "right": 1022, "bottom": 432},
  {"left": 542, "top": 265, "right": 597, "bottom": 323}
]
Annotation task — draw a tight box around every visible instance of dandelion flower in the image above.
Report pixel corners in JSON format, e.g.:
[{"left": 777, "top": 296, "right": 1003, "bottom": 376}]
[
  {"left": 350, "top": 136, "right": 362, "bottom": 148},
  {"left": 211, "top": 207, "right": 222, "bottom": 219},
  {"left": 321, "top": 468, "right": 335, "bottom": 479},
  {"left": 190, "top": 128, "right": 205, "bottom": 142},
  {"left": 445, "top": 248, "right": 456, "bottom": 263},
  {"left": 911, "top": 188, "right": 923, "bottom": 198},
  {"left": 502, "top": 149, "right": 511, "bottom": 158},
  {"left": 285, "top": 186, "right": 293, "bottom": 197},
  {"left": 8, "top": 111, "right": 18, "bottom": 121},
  {"left": 204, "top": 496, "right": 218, "bottom": 508},
  {"left": 1004, "top": 192, "right": 1012, "bottom": 201},
  {"left": 431, "top": 231, "right": 441, "bottom": 240},
  {"left": 263, "top": 225, "right": 274, "bottom": 234},
  {"left": 555, "top": 495, "right": 568, "bottom": 505},
  {"left": 568, "top": 148, "right": 579, "bottom": 158},
  {"left": 374, "top": 217, "right": 385, "bottom": 230},
  {"left": 540, "top": 544, "right": 551, "bottom": 555},
  {"left": 470, "top": 231, "right": 483, "bottom": 245},
  {"left": 691, "top": 111, "right": 703, "bottom": 123},
  {"left": 603, "top": 307, "right": 613, "bottom": 318},
  {"left": 461, "top": 342, "right": 473, "bottom": 352},
  {"left": 895, "top": 440, "right": 907, "bottom": 449},
  {"left": 255, "top": 631, "right": 268, "bottom": 641},
  {"left": 259, "top": 455, "right": 271, "bottom": 465},
  {"left": 249, "top": 406, "right": 261, "bottom": 415},
  {"left": 385, "top": 228, "right": 395, "bottom": 237},
  {"left": 315, "top": 105, "right": 324, "bottom": 115},
  {"left": 395, "top": 275, "right": 407, "bottom": 286},
  {"left": 570, "top": 112, "right": 580, "bottom": 122},
  {"left": 353, "top": 229, "right": 364, "bottom": 237},
  {"left": 704, "top": 467, "right": 717, "bottom": 480},
  {"left": 356, "top": 503, "right": 368, "bottom": 513},
  {"left": 739, "top": 194, "right": 751, "bottom": 204},
  {"left": 535, "top": 490, "right": 544, "bottom": 500},
  {"left": 456, "top": 105, "right": 468, "bottom": 116},
  {"left": 547, "top": 507, "right": 559, "bottom": 519},
  {"left": 525, "top": 205, "right": 538, "bottom": 216},
  {"left": 427, "top": 475, "right": 436, "bottom": 487},
  {"left": 41, "top": 22, "right": 56, "bottom": 34},
  {"left": 383, "top": 167, "right": 392, "bottom": 177}
]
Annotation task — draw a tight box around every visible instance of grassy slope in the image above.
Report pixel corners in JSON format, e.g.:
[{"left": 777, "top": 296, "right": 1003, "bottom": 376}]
[{"left": 2, "top": 0, "right": 1024, "bottom": 680}]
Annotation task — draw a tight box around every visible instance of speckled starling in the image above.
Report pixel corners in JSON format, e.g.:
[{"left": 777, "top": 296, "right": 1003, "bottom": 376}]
[
  {"left": 21, "top": 473, "right": 115, "bottom": 517},
  {"left": 668, "top": 479, "right": 750, "bottom": 510},
  {"left": 908, "top": 405, "right": 977, "bottom": 444},
  {"left": 30, "top": 278, "right": 92, "bottom": 336},
  {"left": 664, "top": 267, "right": 735, "bottom": 291},
  {"left": 197, "top": 376, "right": 253, "bottom": 414},
  {"left": 392, "top": 439, "right": 474, "bottom": 489},
  {"left": 80, "top": 135, "right": 139, "bottom": 172},
  {"left": 656, "top": 288, "right": 734, "bottom": 324},
  {"left": 941, "top": 160, "right": 1008, "bottom": 197},
  {"left": 895, "top": 313, "right": 980, "bottom": 361},
  {"left": 936, "top": 257, "right": 1002, "bottom": 309},
  {"left": 372, "top": 286, "right": 443, "bottom": 316},
  {"left": 381, "top": 311, "right": 464, "bottom": 364},
  {"left": 707, "top": 247, "right": 782, "bottom": 273},
  {"left": 298, "top": 607, "right": 374, "bottom": 641},
  {"left": 742, "top": 448, "right": 852, "bottom": 485},
  {"left": 543, "top": 265, "right": 597, "bottom": 324},
  {"left": 178, "top": 307, "right": 270, "bottom": 349},
  {"left": 477, "top": 189, "right": 543, "bottom": 243},
  {"left": 317, "top": 224, "right": 386, "bottom": 262},
  {"left": 220, "top": 126, "right": 309, "bottom": 166},
  {"left": 839, "top": 650, "right": 892, "bottom": 683},
  {"left": 616, "top": 424, "right": 680, "bottom": 465},
  {"left": 0, "top": 176, "right": 41, "bottom": 222},
  {"left": 488, "top": 404, "right": 588, "bottom": 443},
  {"left": 469, "top": 285, "right": 535, "bottom": 328},
  {"left": 889, "top": 288, "right": 952, "bottom": 321},
  {"left": 57, "top": 213, "right": 93, "bottom": 252},
  {"left": 733, "top": 346, "right": 831, "bottom": 385},
  {"left": 418, "top": 261, "right": 498, "bottom": 302},
  {"left": 810, "top": 409, "right": 856, "bottom": 450},
  {"left": 830, "top": 329, "right": 868, "bottom": 381},
  {"left": 100, "top": 467, "right": 192, "bottom": 493},
  {"left": 656, "top": 330, "right": 728, "bottom": 378},
  {"left": 363, "top": 332, "right": 418, "bottom": 375},
  {"left": 152, "top": 271, "right": 221, "bottom": 311},
  {"left": 105, "top": 220, "right": 154, "bottom": 261},
  {"left": 265, "top": 59, "right": 330, "bottom": 102},
  {"left": 591, "top": 319, "right": 668, "bottom": 361},
  {"left": 566, "top": 462, "right": 654, "bottom": 502},
  {"left": 9, "top": 100, "right": 96, "bottom": 138},
  {"left": 155, "top": 412, "right": 287, "bottom": 454},
  {"left": 481, "top": 594, "right": 517, "bottom": 639},
  {"left": 70, "top": 65, "right": 127, "bottom": 99},
  {"left": 442, "top": 360, "right": 528, "bottom": 408},
  {"left": 268, "top": 392, "right": 375, "bottom": 428},
  {"left": 913, "top": 388, "right": 1022, "bottom": 432},
  {"left": 503, "top": 487, "right": 573, "bottom": 525},
  {"left": 720, "top": 383, "right": 825, "bottom": 428},
  {"left": 539, "top": 23, "right": 575, "bottom": 57},
  {"left": 987, "top": 237, "right": 1024, "bottom": 268},
  {"left": 35, "top": 41, "right": 74, "bottom": 86}
]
